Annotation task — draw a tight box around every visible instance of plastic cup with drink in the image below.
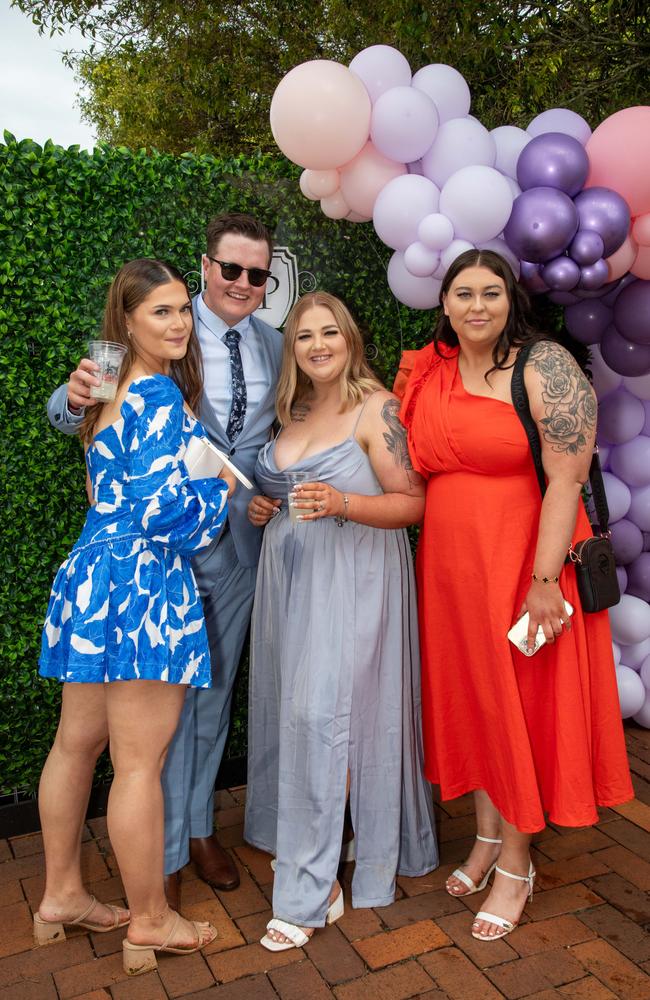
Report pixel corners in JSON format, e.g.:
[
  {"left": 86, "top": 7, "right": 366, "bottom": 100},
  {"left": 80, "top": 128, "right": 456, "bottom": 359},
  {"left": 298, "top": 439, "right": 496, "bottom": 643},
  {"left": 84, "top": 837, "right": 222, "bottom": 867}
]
[
  {"left": 88, "top": 341, "right": 128, "bottom": 401},
  {"left": 287, "top": 471, "right": 309, "bottom": 524}
]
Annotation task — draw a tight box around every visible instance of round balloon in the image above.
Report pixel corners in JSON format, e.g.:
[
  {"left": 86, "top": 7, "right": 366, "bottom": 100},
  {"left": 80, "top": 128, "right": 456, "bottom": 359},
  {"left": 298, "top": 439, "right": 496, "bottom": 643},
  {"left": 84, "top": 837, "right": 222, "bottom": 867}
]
[
  {"left": 589, "top": 344, "right": 624, "bottom": 398},
  {"left": 373, "top": 174, "right": 441, "bottom": 251},
  {"left": 270, "top": 60, "right": 371, "bottom": 169},
  {"left": 477, "top": 238, "right": 521, "bottom": 278},
  {"left": 348, "top": 45, "right": 412, "bottom": 103},
  {"left": 613, "top": 279, "right": 650, "bottom": 346},
  {"left": 609, "top": 593, "right": 650, "bottom": 646},
  {"left": 490, "top": 125, "right": 531, "bottom": 179},
  {"left": 339, "top": 141, "right": 406, "bottom": 218},
  {"left": 606, "top": 235, "right": 638, "bottom": 282},
  {"left": 299, "top": 171, "right": 320, "bottom": 201},
  {"left": 421, "top": 116, "right": 495, "bottom": 189},
  {"left": 320, "top": 190, "right": 350, "bottom": 220},
  {"left": 628, "top": 484, "right": 650, "bottom": 532},
  {"left": 640, "top": 652, "right": 650, "bottom": 686},
  {"left": 615, "top": 665, "right": 646, "bottom": 718},
  {"left": 616, "top": 566, "right": 628, "bottom": 594},
  {"left": 303, "top": 168, "right": 340, "bottom": 198},
  {"left": 519, "top": 260, "right": 550, "bottom": 295},
  {"left": 631, "top": 244, "right": 650, "bottom": 281},
  {"left": 573, "top": 187, "right": 631, "bottom": 257},
  {"left": 611, "top": 518, "right": 644, "bottom": 564},
  {"left": 528, "top": 108, "right": 592, "bottom": 145},
  {"left": 370, "top": 86, "right": 439, "bottom": 163},
  {"left": 516, "top": 132, "right": 589, "bottom": 197},
  {"left": 609, "top": 435, "right": 650, "bottom": 486},
  {"left": 623, "top": 371, "right": 650, "bottom": 401},
  {"left": 440, "top": 238, "right": 475, "bottom": 273},
  {"left": 564, "top": 298, "right": 612, "bottom": 345},
  {"left": 578, "top": 259, "right": 609, "bottom": 291},
  {"left": 601, "top": 324, "right": 650, "bottom": 377},
  {"left": 404, "top": 241, "right": 440, "bottom": 277},
  {"left": 503, "top": 187, "right": 579, "bottom": 263},
  {"left": 633, "top": 692, "right": 650, "bottom": 728},
  {"left": 439, "top": 165, "right": 513, "bottom": 243},
  {"left": 570, "top": 230, "right": 605, "bottom": 267},
  {"left": 598, "top": 390, "right": 646, "bottom": 444},
  {"left": 626, "top": 552, "right": 650, "bottom": 602},
  {"left": 602, "top": 471, "right": 632, "bottom": 523},
  {"left": 387, "top": 251, "right": 442, "bottom": 309},
  {"left": 418, "top": 212, "right": 454, "bottom": 251},
  {"left": 632, "top": 213, "right": 650, "bottom": 247},
  {"left": 586, "top": 106, "right": 650, "bottom": 216},
  {"left": 542, "top": 255, "right": 580, "bottom": 291},
  {"left": 411, "top": 64, "right": 471, "bottom": 123}
]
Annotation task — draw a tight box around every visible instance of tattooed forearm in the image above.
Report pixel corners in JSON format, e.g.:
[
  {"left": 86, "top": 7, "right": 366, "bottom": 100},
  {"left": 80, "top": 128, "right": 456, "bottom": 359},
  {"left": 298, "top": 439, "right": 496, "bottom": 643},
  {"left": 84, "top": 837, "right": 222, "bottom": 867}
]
[
  {"left": 290, "top": 402, "right": 311, "bottom": 423},
  {"left": 527, "top": 342, "right": 597, "bottom": 455},
  {"left": 381, "top": 399, "right": 415, "bottom": 477}
]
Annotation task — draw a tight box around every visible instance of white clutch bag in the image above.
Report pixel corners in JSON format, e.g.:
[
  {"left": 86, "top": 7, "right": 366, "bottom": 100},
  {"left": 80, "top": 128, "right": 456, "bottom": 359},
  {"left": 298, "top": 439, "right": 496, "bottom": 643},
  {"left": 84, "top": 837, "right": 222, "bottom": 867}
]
[{"left": 184, "top": 434, "right": 254, "bottom": 490}]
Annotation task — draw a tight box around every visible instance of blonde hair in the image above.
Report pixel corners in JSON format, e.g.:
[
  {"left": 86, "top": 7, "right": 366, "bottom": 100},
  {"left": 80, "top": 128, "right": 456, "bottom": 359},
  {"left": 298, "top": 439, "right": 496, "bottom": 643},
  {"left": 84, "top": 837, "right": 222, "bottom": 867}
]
[{"left": 276, "top": 292, "right": 382, "bottom": 426}]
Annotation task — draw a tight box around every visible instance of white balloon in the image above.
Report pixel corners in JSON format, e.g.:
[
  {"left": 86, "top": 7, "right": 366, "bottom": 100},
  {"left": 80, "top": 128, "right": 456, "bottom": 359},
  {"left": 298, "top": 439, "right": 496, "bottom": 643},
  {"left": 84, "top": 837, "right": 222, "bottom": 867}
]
[
  {"left": 623, "top": 372, "right": 650, "bottom": 401},
  {"left": 590, "top": 345, "right": 624, "bottom": 400},
  {"left": 373, "top": 174, "right": 440, "bottom": 251},
  {"left": 421, "top": 117, "right": 496, "bottom": 189},
  {"left": 505, "top": 176, "right": 522, "bottom": 200},
  {"left": 616, "top": 665, "right": 646, "bottom": 718},
  {"left": 609, "top": 594, "right": 650, "bottom": 646},
  {"left": 632, "top": 690, "right": 650, "bottom": 728},
  {"left": 404, "top": 241, "right": 440, "bottom": 277},
  {"left": 439, "top": 165, "right": 513, "bottom": 244},
  {"left": 418, "top": 213, "right": 454, "bottom": 251},
  {"left": 370, "top": 86, "right": 439, "bottom": 163},
  {"left": 490, "top": 125, "right": 532, "bottom": 179},
  {"left": 411, "top": 64, "right": 471, "bottom": 123},
  {"left": 602, "top": 471, "right": 632, "bottom": 523},
  {"left": 387, "top": 251, "right": 442, "bottom": 309},
  {"left": 619, "top": 637, "right": 650, "bottom": 669},
  {"left": 640, "top": 653, "right": 650, "bottom": 687},
  {"left": 612, "top": 641, "right": 622, "bottom": 666},
  {"left": 440, "top": 239, "right": 475, "bottom": 273}
]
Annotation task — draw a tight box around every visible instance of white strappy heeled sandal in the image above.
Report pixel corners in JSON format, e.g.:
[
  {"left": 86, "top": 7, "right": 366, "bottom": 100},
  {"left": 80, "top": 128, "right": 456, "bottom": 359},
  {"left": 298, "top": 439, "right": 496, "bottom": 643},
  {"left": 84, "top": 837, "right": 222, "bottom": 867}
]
[
  {"left": 445, "top": 834, "right": 502, "bottom": 896},
  {"left": 260, "top": 888, "right": 344, "bottom": 952},
  {"left": 471, "top": 861, "right": 536, "bottom": 941}
]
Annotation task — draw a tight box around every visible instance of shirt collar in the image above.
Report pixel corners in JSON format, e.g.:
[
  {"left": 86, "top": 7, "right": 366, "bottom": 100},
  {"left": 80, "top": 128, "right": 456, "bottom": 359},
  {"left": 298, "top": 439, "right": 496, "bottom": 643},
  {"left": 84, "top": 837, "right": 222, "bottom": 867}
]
[{"left": 197, "top": 293, "right": 252, "bottom": 341}]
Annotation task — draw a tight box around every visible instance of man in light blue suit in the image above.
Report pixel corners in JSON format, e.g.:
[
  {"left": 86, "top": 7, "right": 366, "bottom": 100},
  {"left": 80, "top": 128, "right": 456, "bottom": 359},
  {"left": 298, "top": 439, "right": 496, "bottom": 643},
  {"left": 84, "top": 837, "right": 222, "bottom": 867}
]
[{"left": 47, "top": 214, "right": 284, "bottom": 907}]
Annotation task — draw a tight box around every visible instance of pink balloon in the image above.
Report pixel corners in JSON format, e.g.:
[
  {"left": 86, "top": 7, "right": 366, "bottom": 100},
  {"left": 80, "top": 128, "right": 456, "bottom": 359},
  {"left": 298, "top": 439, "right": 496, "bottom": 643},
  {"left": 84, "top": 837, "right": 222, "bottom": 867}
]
[
  {"left": 299, "top": 171, "right": 320, "bottom": 201},
  {"left": 632, "top": 213, "right": 650, "bottom": 247},
  {"left": 585, "top": 106, "right": 650, "bottom": 216},
  {"left": 339, "top": 141, "right": 406, "bottom": 218},
  {"left": 270, "top": 60, "right": 371, "bottom": 169},
  {"left": 631, "top": 245, "right": 650, "bottom": 280},
  {"left": 345, "top": 210, "right": 372, "bottom": 223},
  {"left": 303, "top": 168, "right": 340, "bottom": 198},
  {"left": 320, "top": 190, "right": 350, "bottom": 220},
  {"left": 606, "top": 235, "right": 638, "bottom": 282},
  {"left": 349, "top": 45, "right": 412, "bottom": 103}
]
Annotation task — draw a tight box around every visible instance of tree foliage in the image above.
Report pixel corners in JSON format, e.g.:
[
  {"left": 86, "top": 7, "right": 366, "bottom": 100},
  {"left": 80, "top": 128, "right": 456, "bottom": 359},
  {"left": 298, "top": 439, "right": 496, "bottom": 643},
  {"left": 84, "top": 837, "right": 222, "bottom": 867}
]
[{"left": 14, "top": 1, "right": 650, "bottom": 155}]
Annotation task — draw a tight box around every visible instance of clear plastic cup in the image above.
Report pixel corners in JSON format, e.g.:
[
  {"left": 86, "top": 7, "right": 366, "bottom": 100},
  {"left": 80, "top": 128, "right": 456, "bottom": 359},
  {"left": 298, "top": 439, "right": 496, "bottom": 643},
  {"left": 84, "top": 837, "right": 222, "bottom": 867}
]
[
  {"left": 287, "top": 471, "right": 309, "bottom": 524},
  {"left": 88, "top": 340, "right": 128, "bottom": 401}
]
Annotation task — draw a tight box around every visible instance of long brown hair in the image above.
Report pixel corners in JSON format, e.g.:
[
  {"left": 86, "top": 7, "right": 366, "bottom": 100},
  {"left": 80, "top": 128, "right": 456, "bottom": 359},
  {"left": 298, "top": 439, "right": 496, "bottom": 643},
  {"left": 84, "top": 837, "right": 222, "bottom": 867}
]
[
  {"left": 80, "top": 259, "right": 203, "bottom": 442},
  {"left": 276, "top": 292, "right": 382, "bottom": 427}
]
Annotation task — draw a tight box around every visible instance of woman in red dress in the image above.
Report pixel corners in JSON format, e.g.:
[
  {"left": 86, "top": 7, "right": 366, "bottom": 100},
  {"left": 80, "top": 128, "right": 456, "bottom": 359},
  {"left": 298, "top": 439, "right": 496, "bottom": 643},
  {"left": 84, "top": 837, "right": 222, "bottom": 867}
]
[{"left": 397, "top": 249, "right": 633, "bottom": 942}]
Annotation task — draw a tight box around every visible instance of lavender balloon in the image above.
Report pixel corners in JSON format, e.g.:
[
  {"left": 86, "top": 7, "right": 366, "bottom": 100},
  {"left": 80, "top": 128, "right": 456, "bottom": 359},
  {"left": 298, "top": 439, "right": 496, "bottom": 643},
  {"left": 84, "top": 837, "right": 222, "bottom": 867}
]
[
  {"left": 527, "top": 108, "right": 591, "bottom": 145},
  {"left": 503, "top": 187, "right": 578, "bottom": 263},
  {"left": 601, "top": 324, "right": 650, "bottom": 377},
  {"left": 628, "top": 484, "right": 650, "bottom": 532},
  {"left": 616, "top": 566, "right": 629, "bottom": 594},
  {"left": 541, "top": 255, "right": 580, "bottom": 291},
  {"left": 613, "top": 280, "right": 650, "bottom": 346},
  {"left": 598, "top": 390, "right": 646, "bottom": 444},
  {"left": 564, "top": 299, "right": 612, "bottom": 345},
  {"left": 611, "top": 518, "right": 644, "bottom": 564},
  {"left": 569, "top": 230, "right": 605, "bottom": 266},
  {"left": 609, "top": 435, "right": 650, "bottom": 487},
  {"left": 602, "top": 470, "right": 631, "bottom": 522},
  {"left": 620, "top": 637, "right": 650, "bottom": 669},
  {"left": 627, "top": 553, "right": 650, "bottom": 602},
  {"left": 578, "top": 259, "right": 609, "bottom": 290},
  {"left": 573, "top": 187, "right": 631, "bottom": 257},
  {"left": 517, "top": 132, "right": 588, "bottom": 196},
  {"left": 616, "top": 665, "right": 646, "bottom": 718}
]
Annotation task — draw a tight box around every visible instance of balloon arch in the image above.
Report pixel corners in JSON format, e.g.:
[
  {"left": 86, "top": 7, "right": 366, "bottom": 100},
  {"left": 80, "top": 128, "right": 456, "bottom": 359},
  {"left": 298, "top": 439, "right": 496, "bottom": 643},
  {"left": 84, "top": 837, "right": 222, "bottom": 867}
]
[{"left": 269, "top": 45, "right": 650, "bottom": 726}]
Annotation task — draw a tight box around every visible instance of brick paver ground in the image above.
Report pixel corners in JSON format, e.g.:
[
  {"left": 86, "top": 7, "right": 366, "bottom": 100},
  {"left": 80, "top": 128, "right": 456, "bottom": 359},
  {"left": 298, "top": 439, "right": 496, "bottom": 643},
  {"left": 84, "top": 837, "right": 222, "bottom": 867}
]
[{"left": 2, "top": 724, "right": 649, "bottom": 999}]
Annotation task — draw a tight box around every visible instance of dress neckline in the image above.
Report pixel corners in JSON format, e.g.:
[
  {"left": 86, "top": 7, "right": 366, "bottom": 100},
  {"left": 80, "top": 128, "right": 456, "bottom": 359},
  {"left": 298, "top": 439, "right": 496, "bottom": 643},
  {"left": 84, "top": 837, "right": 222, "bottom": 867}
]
[{"left": 454, "top": 359, "right": 515, "bottom": 409}]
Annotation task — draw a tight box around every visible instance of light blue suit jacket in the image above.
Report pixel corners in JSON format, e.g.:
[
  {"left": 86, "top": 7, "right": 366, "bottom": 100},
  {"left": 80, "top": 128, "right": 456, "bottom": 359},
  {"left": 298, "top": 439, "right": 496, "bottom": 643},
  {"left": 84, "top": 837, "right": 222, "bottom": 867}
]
[{"left": 47, "top": 298, "right": 284, "bottom": 571}]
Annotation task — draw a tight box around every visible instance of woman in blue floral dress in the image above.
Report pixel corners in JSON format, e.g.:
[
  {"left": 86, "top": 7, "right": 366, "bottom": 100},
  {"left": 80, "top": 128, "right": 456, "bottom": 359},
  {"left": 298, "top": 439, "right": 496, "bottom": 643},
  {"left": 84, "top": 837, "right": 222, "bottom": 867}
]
[{"left": 35, "top": 259, "right": 232, "bottom": 975}]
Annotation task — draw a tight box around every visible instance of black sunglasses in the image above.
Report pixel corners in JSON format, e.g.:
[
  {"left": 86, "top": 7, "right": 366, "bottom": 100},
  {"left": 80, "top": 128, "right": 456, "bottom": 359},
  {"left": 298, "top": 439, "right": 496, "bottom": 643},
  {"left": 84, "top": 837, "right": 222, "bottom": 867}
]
[{"left": 206, "top": 256, "right": 273, "bottom": 288}]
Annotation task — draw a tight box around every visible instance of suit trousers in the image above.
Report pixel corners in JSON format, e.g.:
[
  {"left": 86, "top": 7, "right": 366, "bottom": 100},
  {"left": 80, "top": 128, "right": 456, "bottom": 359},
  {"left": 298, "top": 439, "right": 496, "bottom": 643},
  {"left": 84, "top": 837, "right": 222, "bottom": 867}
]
[{"left": 161, "top": 527, "right": 257, "bottom": 874}]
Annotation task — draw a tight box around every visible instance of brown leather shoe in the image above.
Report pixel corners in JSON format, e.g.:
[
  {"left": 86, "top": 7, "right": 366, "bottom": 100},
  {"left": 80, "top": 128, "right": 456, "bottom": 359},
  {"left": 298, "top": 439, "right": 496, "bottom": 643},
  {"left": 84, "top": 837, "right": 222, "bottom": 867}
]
[
  {"left": 190, "top": 834, "right": 240, "bottom": 891},
  {"left": 164, "top": 870, "right": 181, "bottom": 912}
]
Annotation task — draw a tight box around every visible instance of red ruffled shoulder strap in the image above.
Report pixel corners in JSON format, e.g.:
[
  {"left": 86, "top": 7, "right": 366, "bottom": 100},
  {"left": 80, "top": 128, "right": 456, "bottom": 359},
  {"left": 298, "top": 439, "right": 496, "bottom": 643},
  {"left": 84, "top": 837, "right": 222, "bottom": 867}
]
[{"left": 394, "top": 342, "right": 457, "bottom": 428}]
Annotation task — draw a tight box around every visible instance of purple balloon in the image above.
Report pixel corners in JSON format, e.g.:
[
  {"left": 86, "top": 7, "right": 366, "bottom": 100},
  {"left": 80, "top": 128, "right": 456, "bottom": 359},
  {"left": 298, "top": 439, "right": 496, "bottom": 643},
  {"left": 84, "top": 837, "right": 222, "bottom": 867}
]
[
  {"left": 573, "top": 186, "right": 631, "bottom": 256},
  {"left": 572, "top": 280, "right": 619, "bottom": 300},
  {"left": 504, "top": 187, "right": 579, "bottom": 263},
  {"left": 644, "top": 399, "right": 650, "bottom": 435},
  {"left": 601, "top": 324, "right": 650, "bottom": 377},
  {"left": 578, "top": 259, "right": 609, "bottom": 290},
  {"left": 548, "top": 290, "right": 580, "bottom": 305},
  {"left": 629, "top": 484, "right": 650, "bottom": 531},
  {"left": 516, "top": 132, "right": 589, "bottom": 196},
  {"left": 627, "top": 553, "right": 650, "bottom": 602},
  {"left": 598, "top": 390, "right": 646, "bottom": 444},
  {"left": 569, "top": 230, "right": 605, "bottom": 266},
  {"left": 602, "top": 470, "right": 631, "bottom": 521},
  {"left": 541, "top": 255, "right": 580, "bottom": 291},
  {"left": 616, "top": 565, "right": 629, "bottom": 593},
  {"left": 609, "top": 435, "right": 650, "bottom": 487},
  {"left": 613, "top": 279, "right": 650, "bottom": 346},
  {"left": 564, "top": 299, "right": 612, "bottom": 344},
  {"left": 602, "top": 272, "right": 637, "bottom": 307},
  {"left": 611, "top": 518, "right": 644, "bottom": 565},
  {"left": 519, "top": 260, "right": 549, "bottom": 294}
]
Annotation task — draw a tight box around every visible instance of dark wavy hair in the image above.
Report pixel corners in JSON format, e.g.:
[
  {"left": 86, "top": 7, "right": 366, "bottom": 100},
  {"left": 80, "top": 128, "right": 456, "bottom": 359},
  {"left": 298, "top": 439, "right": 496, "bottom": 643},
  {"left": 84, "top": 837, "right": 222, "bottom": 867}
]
[
  {"left": 434, "top": 249, "right": 547, "bottom": 381},
  {"left": 81, "top": 259, "right": 203, "bottom": 442}
]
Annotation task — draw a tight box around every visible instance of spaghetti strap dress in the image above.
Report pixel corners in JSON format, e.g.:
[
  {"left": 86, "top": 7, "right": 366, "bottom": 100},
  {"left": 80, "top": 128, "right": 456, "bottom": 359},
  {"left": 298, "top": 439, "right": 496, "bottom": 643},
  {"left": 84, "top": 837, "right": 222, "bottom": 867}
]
[
  {"left": 39, "top": 374, "right": 228, "bottom": 686},
  {"left": 398, "top": 344, "right": 633, "bottom": 833},
  {"left": 244, "top": 403, "right": 438, "bottom": 925}
]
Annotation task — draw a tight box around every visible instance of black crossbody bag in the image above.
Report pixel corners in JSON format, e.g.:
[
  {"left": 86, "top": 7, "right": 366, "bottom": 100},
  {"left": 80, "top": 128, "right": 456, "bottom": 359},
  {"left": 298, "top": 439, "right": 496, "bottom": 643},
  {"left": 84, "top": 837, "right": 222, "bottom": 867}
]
[{"left": 511, "top": 343, "right": 620, "bottom": 614}]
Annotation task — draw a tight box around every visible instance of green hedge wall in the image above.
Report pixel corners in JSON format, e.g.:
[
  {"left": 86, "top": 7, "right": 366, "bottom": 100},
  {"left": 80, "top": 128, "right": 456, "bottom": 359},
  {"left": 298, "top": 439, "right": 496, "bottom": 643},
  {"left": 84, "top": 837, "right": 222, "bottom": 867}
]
[{"left": 0, "top": 133, "right": 434, "bottom": 796}]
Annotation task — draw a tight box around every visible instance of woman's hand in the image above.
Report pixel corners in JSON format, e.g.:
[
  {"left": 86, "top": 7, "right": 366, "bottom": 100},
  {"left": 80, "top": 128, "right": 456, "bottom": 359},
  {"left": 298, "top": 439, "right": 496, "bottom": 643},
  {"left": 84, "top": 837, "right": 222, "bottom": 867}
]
[
  {"left": 291, "top": 481, "right": 345, "bottom": 521},
  {"left": 517, "top": 580, "right": 571, "bottom": 653},
  {"left": 219, "top": 467, "right": 238, "bottom": 497},
  {"left": 248, "top": 494, "right": 282, "bottom": 526}
]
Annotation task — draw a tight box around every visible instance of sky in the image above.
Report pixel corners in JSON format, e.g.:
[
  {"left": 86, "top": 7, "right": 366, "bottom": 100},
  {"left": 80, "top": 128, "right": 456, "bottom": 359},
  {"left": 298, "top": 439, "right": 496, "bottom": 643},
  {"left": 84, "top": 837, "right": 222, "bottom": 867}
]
[{"left": 0, "top": 0, "right": 96, "bottom": 149}]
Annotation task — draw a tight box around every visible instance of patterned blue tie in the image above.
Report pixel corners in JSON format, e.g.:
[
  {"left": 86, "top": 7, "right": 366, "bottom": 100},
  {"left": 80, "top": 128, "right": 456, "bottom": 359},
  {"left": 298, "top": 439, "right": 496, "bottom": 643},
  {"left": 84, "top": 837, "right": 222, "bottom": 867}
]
[{"left": 224, "top": 329, "right": 247, "bottom": 441}]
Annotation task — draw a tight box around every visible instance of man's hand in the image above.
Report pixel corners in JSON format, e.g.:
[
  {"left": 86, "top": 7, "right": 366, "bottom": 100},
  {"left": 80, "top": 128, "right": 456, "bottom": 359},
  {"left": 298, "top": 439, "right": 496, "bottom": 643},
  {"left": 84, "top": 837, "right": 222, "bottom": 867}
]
[{"left": 67, "top": 358, "right": 101, "bottom": 412}]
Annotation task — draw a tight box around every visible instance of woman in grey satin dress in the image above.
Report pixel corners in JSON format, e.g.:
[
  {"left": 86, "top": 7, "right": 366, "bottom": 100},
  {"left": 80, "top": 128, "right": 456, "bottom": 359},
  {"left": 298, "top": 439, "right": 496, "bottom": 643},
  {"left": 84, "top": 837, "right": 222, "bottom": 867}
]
[{"left": 244, "top": 292, "right": 438, "bottom": 951}]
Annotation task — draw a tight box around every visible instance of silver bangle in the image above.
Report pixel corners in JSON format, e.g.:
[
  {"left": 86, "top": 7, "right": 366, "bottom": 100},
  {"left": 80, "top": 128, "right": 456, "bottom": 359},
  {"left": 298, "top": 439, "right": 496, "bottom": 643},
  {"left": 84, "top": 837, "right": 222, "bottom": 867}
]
[{"left": 336, "top": 494, "right": 349, "bottom": 527}]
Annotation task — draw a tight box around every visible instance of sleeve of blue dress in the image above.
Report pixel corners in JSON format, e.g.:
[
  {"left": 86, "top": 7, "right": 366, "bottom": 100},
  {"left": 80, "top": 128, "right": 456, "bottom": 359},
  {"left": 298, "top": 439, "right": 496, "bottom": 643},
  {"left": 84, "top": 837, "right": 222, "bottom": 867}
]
[{"left": 122, "top": 375, "right": 228, "bottom": 554}]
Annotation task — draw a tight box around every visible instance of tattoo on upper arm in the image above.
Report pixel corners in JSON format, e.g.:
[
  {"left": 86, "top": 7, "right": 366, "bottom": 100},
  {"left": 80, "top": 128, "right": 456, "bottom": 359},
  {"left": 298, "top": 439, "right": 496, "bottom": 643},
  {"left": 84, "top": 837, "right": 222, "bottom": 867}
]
[
  {"left": 381, "top": 399, "right": 414, "bottom": 475},
  {"left": 290, "top": 402, "right": 310, "bottom": 423},
  {"left": 527, "top": 342, "right": 597, "bottom": 455}
]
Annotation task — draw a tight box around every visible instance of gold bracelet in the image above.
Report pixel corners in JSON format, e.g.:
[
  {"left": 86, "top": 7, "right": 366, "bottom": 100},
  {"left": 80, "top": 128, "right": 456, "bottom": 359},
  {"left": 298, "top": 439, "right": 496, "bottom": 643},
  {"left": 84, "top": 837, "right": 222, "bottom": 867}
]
[
  {"left": 531, "top": 572, "right": 559, "bottom": 584},
  {"left": 336, "top": 494, "right": 349, "bottom": 527}
]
